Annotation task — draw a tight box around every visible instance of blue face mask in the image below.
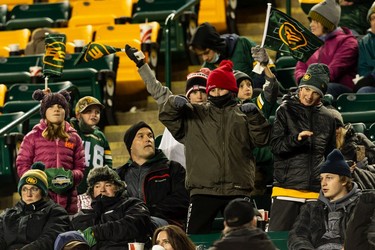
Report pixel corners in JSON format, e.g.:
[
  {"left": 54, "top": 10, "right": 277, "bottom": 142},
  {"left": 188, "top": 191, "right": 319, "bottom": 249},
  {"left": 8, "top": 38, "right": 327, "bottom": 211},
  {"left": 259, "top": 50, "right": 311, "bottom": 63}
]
[{"left": 208, "top": 52, "right": 220, "bottom": 63}]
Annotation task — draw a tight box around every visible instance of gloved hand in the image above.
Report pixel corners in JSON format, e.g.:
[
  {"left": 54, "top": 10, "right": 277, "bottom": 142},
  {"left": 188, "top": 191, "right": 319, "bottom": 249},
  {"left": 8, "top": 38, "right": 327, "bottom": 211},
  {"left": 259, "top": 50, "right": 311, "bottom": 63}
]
[
  {"left": 356, "top": 157, "right": 368, "bottom": 169},
  {"left": 174, "top": 95, "right": 189, "bottom": 109},
  {"left": 251, "top": 45, "right": 269, "bottom": 66},
  {"left": 125, "top": 44, "right": 145, "bottom": 68},
  {"left": 353, "top": 74, "right": 375, "bottom": 92},
  {"left": 240, "top": 103, "right": 258, "bottom": 114},
  {"left": 79, "top": 227, "right": 97, "bottom": 247}
]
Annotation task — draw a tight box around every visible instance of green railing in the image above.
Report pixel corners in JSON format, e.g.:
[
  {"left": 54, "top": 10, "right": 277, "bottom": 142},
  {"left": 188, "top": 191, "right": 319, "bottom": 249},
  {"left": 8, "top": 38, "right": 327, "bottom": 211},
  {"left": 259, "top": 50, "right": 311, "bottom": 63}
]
[{"left": 164, "top": 0, "right": 199, "bottom": 89}]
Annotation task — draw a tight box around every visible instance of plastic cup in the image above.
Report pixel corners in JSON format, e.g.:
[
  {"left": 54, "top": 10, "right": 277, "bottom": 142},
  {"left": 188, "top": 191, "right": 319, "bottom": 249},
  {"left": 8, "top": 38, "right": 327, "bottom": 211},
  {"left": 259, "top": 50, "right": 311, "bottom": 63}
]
[
  {"left": 128, "top": 242, "right": 145, "bottom": 250},
  {"left": 140, "top": 23, "right": 152, "bottom": 43}
]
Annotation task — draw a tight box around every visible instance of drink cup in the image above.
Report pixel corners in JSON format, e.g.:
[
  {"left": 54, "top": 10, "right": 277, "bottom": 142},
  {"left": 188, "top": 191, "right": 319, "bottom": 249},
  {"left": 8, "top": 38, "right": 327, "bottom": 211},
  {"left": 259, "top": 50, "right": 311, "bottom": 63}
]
[
  {"left": 73, "top": 39, "right": 85, "bottom": 52},
  {"left": 29, "top": 66, "right": 43, "bottom": 77},
  {"left": 8, "top": 43, "right": 21, "bottom": 56},
  {"left": 128, "top": 242, "right": 145, "bottom": 250},
  {"left": 140, "top": 23, "right": 152, "bottom": 43}
]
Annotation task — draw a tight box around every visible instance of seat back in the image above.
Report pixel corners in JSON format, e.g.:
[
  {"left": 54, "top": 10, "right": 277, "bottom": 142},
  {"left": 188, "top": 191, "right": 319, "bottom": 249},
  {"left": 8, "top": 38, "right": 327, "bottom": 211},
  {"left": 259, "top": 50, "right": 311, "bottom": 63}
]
[
  {"left": 0, "top": 111, "right": 24, "bottom": 133},
  {"left": 69, "top": 0, "right": 133, "bottom": 30},
  {"left": 336, "top": 93, "right": 375, "bottom": 112},
  {"left": 351, "top": 122, "right": 366, "bottom": 134},
  {"left": 95, "top": 22, "right": 160, "bottom": 95},
  {"left": 0, "top": 29, "right": 31, "bottom": 57},
  {"left": 50, "top": 25, "right": 94, "bottom": 53},
  {"left": 275, "top": 55, "right": 298, "bottom": 91},
  {"left": 198, "top": 0, "right": 227, "bottom": 32},
  {"left": 368, "top": 123, "right": 375, "bottom": 142},
  {"left": 0, "top": 0, "right": 33, "bottom": 11},
  {"left": 6, "top": 2, "right": 70, "bottom": 30}
]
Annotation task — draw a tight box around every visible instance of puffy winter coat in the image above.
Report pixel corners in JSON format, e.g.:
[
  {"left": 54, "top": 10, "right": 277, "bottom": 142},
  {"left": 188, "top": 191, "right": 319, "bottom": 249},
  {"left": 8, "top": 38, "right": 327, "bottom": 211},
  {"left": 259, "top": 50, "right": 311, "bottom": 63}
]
[
  {"left": 0, "top": 198, "right": 70, "bottom": 249},
  {"left": 271, "top": 93, "right": 336, "bottom": 192},
  {"left": 295, "top": 27, "right": 358, "bottom": 90},
  {"left": 159, "top": 95, "right": 271, "bottom": 196},
  {"left": 17, "top": 119, "right": 85, "bottom": 213}
]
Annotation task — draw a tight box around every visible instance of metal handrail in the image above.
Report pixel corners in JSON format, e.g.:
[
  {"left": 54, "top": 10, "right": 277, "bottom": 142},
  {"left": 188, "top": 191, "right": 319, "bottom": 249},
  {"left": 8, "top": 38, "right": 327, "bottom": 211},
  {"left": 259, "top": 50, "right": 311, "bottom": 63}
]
[{"left": 164, "top": 0, "right": 199, "bottom": 89}]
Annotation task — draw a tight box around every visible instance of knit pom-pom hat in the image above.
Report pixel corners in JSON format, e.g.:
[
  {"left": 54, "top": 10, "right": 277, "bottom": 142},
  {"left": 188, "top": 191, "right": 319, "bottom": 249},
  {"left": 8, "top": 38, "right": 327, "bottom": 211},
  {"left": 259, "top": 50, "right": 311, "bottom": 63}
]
[
  {"left": 33, "top": 89, "right": 70, "bottom": 119},
  {"left": 206, "top": 60, "right": 238, "bottom": 94}
]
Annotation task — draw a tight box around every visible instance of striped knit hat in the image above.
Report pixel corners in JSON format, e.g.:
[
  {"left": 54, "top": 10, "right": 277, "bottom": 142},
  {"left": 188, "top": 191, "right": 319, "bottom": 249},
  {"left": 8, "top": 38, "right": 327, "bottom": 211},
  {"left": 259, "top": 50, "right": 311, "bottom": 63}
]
[
  {"left": 309, "top": 0, "right": 341, "bottom": 32},
  {"left": 18, "top": 162, "right": 48, "bottom": 196}
]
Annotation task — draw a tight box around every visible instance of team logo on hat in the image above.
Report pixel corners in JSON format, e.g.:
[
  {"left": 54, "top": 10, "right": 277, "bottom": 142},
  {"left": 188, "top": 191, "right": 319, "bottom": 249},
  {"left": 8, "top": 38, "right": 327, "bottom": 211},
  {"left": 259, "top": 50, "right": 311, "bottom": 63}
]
[
  {"left": 26, "top": 176, "right": 38, "bottom": 185},
  {"left": 302, "top": 73, "right": 312, "bottom": 81}
]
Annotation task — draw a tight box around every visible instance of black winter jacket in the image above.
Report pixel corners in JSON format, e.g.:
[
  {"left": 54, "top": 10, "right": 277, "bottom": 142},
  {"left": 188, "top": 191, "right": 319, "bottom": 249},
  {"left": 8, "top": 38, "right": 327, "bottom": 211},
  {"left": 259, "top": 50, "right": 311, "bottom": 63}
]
[
  {"left": 117, "top": 149, "right": 189, "bottom": 225},
  {"left": 209, "top": 227, "right": 277, "bottom": 250},
  {"left": 71, "top": 194, "right": 153, "bottom": 249},
  {"left": 271, "top": 93, "right": 336, "bottom": 192},
  {"left": 0, "top": 198, "right": 70, "bottom": 250}
]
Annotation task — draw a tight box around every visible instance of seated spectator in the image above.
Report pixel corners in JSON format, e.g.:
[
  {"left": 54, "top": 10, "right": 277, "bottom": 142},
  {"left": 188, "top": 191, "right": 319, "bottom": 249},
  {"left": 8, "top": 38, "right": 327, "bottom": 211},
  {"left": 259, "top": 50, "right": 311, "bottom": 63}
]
[
  {"left": 70, "top": 166, "right": 153, "bottom": 249},
  {"left": 329, "top": 108, "right": 375, "bottom": 189},
  {"left": 209, "top": 198, "right": 276, "bottom": 250},
  {"left": 0, "top": 162, "right": 70, "bottom": 249},
  {"left": 54, "top": 231, "right": 89, "bottom": 250},
  {"left": 152, "top": 225, "right": 196, "bottom": 250},
  {"left": 294, "top": 0, "right": 358, "bottom": 99},
  {"left": 117, "top": 121, "right": 189, "bottom": 228},
  {"left": 288, "top": 149, "right": 362, "bottom": 250},
  {"left": 344, "top": 190, "right": 375, "bottom": 250},
  {"left": 354, "top": 2, "right": 375, "bottom": 93}
]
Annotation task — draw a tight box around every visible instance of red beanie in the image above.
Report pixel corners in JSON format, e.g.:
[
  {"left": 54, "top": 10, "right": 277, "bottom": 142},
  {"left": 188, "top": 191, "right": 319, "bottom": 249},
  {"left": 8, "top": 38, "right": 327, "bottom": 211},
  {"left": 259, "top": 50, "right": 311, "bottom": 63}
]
[{"left": 206, "top": 60, "right": 238, "bottom": 94}]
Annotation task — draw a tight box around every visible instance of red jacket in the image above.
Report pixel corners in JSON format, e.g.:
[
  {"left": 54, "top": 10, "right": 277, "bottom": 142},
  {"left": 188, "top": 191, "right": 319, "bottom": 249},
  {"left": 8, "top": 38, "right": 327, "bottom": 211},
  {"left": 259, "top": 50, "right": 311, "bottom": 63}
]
[
  {"left": 17, "top": 119, "right": 85, "bottom": 214},
  {"left": 295, "top": 27, "right": 358, "bottom": 90}
]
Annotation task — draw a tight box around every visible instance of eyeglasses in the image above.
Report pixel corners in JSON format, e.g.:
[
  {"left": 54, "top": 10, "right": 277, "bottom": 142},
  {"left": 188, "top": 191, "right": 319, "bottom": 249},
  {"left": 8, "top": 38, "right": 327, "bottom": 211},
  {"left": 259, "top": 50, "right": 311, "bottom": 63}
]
[{"left": 21, "top": 186, "right": 40, "bottom": 194}]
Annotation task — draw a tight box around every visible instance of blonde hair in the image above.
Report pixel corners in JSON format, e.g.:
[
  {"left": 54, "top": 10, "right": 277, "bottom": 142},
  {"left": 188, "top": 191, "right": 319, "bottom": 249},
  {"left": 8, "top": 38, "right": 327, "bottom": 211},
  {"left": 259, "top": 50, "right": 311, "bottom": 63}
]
[
  {"left": 42, "top": 121, "right": 69, "bottom": 141},
  {"left": 336, "top": 126, "right": 348, "bottom": 150}
]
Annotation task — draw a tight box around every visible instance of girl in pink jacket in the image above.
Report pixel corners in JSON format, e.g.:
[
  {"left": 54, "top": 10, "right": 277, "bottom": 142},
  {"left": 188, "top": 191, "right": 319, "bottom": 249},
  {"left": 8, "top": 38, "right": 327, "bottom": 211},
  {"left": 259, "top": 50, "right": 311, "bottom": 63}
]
[{"left": 16, "top": 89, "right": 85, "bottom": 214}]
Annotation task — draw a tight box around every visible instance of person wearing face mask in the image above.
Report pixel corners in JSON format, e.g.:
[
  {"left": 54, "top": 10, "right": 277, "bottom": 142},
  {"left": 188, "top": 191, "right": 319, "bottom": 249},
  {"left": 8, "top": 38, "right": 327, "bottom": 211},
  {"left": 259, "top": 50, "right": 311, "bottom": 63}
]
[
  {"left": 294, "top": 0, "right": 358, "bottom": 99},
  {"left": 70, "top": 166, "right": 153, "bottom": 249},
  {"left": 189, "top": 22, "right": 267, "bottom": 90},
  {"left": 159, "top": 60, "right": 272, "bottom": 234},
  {"left": 269, "top": 63, "right": 336, "bottom": 231}
]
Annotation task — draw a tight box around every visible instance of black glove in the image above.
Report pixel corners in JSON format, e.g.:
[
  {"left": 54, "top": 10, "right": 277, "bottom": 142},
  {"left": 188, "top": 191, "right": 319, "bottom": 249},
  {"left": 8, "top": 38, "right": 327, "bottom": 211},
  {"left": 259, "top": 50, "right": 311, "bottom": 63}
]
[
  {"left": 251, "top": 45, "right": 269, "bottom": 66},
  {"left": 354, "top": 74, "right": 375, "bottom": 92},
  {"left": 174, "top": 95, "right": 189, "bottom": 109},
  {"left": 125, "top": 44, "right": 144, "bottom": 68},
  {"left": 240, "top": 103, "right": 258, "bottom": 114}
]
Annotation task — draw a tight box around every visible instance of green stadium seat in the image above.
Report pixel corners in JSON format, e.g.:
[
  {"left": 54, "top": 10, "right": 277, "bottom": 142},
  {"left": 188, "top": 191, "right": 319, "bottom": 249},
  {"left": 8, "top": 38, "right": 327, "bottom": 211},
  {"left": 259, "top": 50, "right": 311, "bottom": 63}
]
[
  {"left": 5, "top": 2, "right": 70, "bottom": 30},
  {"left": 341, "top": 110, "right": 375, "bottom": 128},
  {"left": 0, "top": 72, "right": 31, "bottom": 89},
  {"left": 0, "top": 111, "right": 24, "bottom": 134},
  {"left": 351, "top": 122, "right": 366, "bottom": 134},
  {"left": 267, "top": 231, "right": 289, "bottom": 250},
  {"left": 336, "top": 93, "right": 375, "bottom": 112},
  {"left": 368, "top": 123, "right": 375, "bottom": 142},
  {"left": 189, "top": 233, "right": 221, "bottom": 249},
  {"left": 275, "top": 55, "right": 297, "bottom": 91},
  {"left": 132, "top": 0, "right": 198, "bottom": 61},
  {"left": 0, "top": 111, "right": 25, "bottom": 193}
]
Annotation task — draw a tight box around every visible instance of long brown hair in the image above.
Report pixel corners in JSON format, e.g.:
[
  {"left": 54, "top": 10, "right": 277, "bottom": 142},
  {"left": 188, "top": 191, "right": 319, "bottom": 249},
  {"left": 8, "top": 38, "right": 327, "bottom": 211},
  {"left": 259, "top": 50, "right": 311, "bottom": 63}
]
[
  {"left": 42, "top": 120, "right": 69, "bottom": 141},
  {"left": 152, "top": 225, "right": 196, "bottom": 250}
]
